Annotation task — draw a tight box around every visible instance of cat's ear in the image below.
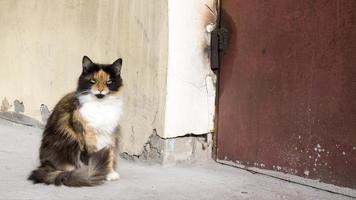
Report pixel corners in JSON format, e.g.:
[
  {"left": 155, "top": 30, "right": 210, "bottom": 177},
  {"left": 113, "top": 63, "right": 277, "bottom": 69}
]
[
  {"left": 112, "top": 58, "right": 123, "bottom": 75},
  {"left": 82, "top": 56, "right": 93, "bottom": 73}
]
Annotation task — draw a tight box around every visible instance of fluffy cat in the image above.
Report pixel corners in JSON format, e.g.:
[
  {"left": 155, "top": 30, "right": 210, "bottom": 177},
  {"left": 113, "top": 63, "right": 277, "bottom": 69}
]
[{"left": 28, "top": 56, "right": 124, "bottom": 187}]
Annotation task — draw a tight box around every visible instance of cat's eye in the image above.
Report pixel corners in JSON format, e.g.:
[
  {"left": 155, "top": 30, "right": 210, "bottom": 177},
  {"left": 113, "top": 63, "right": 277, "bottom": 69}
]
[
  {"left": 106, "top": 80, "right": 113, "bottom": 85},
  {"left": 89, "top": 79, "right": 96, "bottom": 84}
]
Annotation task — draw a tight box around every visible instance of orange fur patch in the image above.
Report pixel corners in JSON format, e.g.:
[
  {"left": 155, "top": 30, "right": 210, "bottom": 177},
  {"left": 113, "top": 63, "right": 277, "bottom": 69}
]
[
  {"left": 92, "top": 70, "right": 110, "bottom": 92},
  {"left": 108, "top": 147, "right": 116, "bottom": 172},
  {"left": 72, "top": 110, "right": 98, "bottom": 153}
]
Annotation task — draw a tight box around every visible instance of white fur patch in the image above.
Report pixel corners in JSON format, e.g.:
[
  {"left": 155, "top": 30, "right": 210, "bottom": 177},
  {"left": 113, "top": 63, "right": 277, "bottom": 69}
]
[
  {"left": 79, "top": 94, "right": 123, "bottom": 150},
  {"left": 106, "top": 171, "right": 120, "bottom": 181}
]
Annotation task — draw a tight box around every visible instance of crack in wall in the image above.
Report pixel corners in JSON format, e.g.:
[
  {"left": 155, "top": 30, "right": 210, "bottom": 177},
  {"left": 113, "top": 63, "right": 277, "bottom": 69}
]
[
  {"left": 121, "top": 130, "right": 164, "bottom": 162},
  {"left": 121, "top": 129, "right": 213, "bottom": 164}
]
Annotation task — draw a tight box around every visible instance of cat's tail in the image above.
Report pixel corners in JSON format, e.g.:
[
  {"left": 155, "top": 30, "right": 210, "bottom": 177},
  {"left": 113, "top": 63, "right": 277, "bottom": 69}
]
[{"left": 28, "top": 148, "right": 111, "bottom": 187}]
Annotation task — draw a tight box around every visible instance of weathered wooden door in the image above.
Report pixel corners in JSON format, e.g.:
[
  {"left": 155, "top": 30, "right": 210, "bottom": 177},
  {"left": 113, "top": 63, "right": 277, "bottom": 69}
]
[{"left": 216, "top": 0, "right": 356, "bottom": 189}]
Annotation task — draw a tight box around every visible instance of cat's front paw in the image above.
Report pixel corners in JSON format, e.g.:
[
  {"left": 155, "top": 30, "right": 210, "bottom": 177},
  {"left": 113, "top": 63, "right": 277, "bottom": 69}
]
[{"left": 106, "top": 171, "right": 120, "bottom": 181}]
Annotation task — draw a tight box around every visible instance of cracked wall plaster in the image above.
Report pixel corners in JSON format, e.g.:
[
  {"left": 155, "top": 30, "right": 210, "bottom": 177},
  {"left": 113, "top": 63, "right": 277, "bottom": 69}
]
[{"left": 121, "top": 130, "right": 213, "bottom": 164}]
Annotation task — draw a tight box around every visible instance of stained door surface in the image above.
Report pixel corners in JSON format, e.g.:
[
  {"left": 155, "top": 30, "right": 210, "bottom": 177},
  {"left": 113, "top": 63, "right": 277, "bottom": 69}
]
[{"left": 217, "top": 0, "right": 356, "bottom": 189}]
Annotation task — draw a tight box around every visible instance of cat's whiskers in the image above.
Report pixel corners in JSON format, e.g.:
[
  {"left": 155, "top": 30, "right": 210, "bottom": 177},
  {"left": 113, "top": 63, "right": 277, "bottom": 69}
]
[{"left": 75, "top": 90, "right": 90, "bottom": 97}]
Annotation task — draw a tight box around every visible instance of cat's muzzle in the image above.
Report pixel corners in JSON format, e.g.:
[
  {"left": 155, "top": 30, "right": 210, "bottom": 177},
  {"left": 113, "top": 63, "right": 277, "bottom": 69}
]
[{"left": 95, "top": 94, "right": 105, "bottom": 99}]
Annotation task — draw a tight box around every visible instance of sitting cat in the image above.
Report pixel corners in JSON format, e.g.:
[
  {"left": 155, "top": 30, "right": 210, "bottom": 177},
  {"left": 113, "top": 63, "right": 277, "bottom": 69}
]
[{"left": 28, "top": 56, "right": 124, "bottom": 186}]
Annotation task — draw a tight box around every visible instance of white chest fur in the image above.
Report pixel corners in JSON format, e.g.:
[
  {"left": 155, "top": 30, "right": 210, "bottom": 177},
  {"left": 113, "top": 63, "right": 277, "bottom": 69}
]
[{"left": 79, "top": 94, "right": 123, "bottom": 150}]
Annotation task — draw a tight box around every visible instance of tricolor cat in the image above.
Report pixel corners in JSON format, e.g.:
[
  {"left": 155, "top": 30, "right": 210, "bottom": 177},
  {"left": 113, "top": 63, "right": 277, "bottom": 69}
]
[{"left": 28, "top": 56, "right": 124, "bottom": 186}]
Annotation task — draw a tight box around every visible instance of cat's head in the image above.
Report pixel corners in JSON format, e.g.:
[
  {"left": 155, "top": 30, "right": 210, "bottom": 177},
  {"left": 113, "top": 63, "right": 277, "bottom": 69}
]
[{"left": 77, "top": 56, "right": 123, "bottom": 99}]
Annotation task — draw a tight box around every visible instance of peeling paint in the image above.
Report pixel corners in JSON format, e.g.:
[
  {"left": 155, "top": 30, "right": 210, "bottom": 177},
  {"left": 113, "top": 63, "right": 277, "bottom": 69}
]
[
  {"left": 40, "top": 104, "right": 50, "bottom": 123},
  {"left": 13, "top": 100, "right": 24, "bottom": 113},
  {"left": 304, "top": 170, "right": 310, "bottom": 176},
  {"left": 1, "top": 98, "right": 10, "bottom": 112}
]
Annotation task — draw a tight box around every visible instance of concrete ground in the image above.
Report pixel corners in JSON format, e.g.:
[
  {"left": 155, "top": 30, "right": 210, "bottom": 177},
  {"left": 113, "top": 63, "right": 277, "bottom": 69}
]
[{"left": 0, "top": 119, "right": 352, "bottom": 200}]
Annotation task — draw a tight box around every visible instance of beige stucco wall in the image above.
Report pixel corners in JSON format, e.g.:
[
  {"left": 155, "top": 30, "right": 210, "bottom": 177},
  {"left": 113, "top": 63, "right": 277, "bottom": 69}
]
[
  {"left": 0, "top": 0, "right": 216, "bottom": 156},
  {"left": 116, "top": 0, "right": 168, "bottom": 154},
  {"left": 0, "top": 0, "right": 122, "bottom": 118},
  {"left": 0, "top": 0, "right": 168, "bottom": 155}
]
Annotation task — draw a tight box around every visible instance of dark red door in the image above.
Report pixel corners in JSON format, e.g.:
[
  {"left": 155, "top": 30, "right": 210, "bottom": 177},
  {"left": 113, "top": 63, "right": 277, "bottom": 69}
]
[{"left": 217, "top": 0, "right": 356, "bottom": 189}]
